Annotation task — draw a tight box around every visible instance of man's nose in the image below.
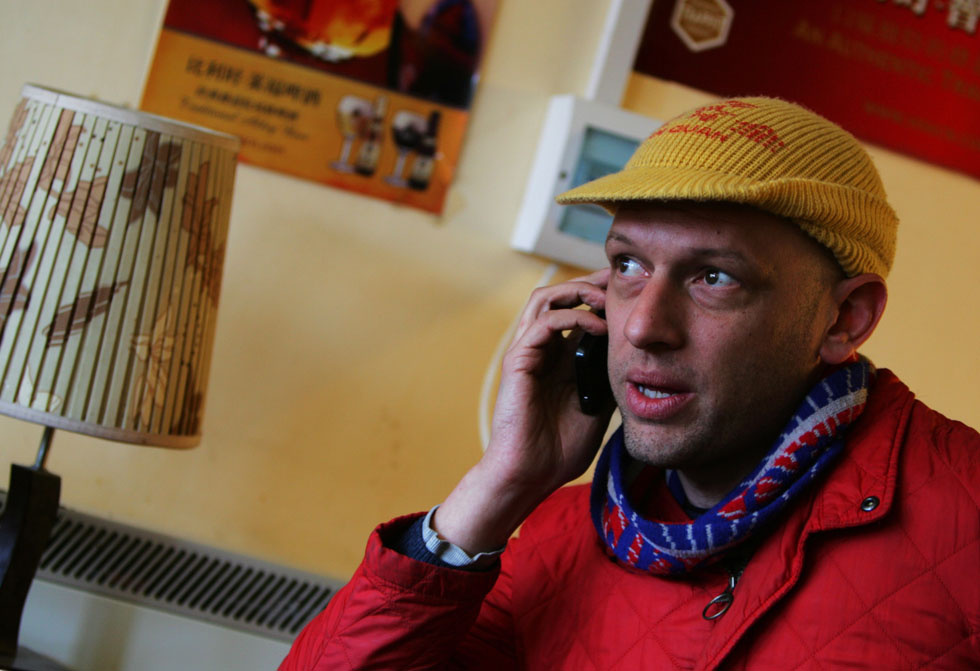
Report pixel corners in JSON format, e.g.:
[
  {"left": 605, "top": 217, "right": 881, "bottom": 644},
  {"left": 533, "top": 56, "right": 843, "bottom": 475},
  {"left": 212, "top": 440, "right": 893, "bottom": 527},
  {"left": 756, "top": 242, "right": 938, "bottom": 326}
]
[{"left": 622, "top": 277, "right": 685, "bottom": 350}]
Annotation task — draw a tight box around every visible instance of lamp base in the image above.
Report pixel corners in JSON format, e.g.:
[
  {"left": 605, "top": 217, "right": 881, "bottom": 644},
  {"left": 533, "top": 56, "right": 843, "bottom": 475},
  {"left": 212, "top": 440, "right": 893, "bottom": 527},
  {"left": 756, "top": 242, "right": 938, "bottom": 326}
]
[
  {"left": 0, "top": 463, "right": 61, "bottom": 668},
  {"left": 0, "top": 645, "right": 71, "bottom": 670}
]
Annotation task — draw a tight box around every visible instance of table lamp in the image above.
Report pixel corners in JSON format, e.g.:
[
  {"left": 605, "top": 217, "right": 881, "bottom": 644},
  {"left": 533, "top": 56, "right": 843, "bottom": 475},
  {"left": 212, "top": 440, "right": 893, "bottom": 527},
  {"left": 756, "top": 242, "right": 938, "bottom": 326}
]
[{"left": 0, "top": 84, "right": 239, "bottom": 670}]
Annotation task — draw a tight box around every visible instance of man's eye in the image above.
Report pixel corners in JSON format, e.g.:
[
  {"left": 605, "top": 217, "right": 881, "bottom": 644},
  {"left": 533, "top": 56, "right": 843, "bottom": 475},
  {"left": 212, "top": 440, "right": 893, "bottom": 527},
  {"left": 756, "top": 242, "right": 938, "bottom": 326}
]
[
  {"left": 614, "top": 257, "right": 644, "bottom": 277},
  {"left": 703, "top": 269, "right": 737, "bottom": 287}
]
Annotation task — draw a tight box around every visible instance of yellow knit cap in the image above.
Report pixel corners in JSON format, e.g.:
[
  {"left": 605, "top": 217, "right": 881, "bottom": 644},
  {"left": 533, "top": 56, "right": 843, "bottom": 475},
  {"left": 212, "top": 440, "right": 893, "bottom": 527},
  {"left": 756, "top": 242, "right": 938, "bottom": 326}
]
[{"left": 556, "top": 97, "right": 898, "bottom": 277}]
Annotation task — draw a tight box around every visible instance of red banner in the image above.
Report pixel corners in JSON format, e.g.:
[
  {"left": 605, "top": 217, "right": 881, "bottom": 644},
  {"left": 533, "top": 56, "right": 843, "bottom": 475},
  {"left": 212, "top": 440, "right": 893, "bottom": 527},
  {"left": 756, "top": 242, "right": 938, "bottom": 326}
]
[{"left": 634, "top": 0, "right": 980, "bottom": 181}]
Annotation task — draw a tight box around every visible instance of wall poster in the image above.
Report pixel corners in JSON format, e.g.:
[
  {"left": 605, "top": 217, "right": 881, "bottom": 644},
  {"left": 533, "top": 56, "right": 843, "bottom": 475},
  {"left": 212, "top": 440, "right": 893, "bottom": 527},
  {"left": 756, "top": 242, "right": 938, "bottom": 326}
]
[
  {"left": 142, "top": 0, "right": 498, "bottom": 214},
  {"left": 634, "top": 0, "right": 980, "bottom": 181}
]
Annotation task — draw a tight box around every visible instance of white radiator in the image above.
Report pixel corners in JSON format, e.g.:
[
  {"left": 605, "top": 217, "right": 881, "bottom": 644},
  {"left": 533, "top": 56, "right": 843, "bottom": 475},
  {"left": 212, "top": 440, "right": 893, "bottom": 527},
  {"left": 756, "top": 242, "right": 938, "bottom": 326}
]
[
  {"left": 7, "top": 494, "right": 344, "bottom": 671},
  {"left": 22, "top": 580, "right": 292, "bottom": 670}
]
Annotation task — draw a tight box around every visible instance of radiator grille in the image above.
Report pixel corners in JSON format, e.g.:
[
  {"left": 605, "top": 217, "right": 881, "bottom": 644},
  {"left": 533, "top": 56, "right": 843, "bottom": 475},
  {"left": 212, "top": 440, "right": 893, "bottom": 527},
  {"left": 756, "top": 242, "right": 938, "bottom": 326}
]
[{"left": 2, "top": 492, "right": 344, "bottom": 642}]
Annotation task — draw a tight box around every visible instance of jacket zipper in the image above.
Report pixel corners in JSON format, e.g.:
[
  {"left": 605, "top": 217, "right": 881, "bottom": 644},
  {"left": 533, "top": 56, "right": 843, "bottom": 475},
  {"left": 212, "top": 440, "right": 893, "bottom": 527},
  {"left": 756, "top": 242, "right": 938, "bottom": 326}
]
[
  {"left": 702, "top": 549, "right": 753, "bottom": 621},
  {"left": 702, "top": 566, "right": 741, "bottom": 620}
]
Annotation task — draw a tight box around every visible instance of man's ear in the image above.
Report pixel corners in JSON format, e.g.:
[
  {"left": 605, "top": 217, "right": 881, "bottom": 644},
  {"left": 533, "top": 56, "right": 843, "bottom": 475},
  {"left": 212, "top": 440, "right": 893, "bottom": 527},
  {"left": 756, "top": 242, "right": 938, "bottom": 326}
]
[{"left": 819, "top": 273, "right": 888, "bottom": 365}]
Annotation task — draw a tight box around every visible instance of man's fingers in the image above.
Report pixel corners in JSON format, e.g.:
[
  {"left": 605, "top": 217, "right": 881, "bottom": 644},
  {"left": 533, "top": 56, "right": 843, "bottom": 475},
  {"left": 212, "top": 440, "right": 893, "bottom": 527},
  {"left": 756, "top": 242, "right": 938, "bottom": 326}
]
[
  {"left": 512, "top": 274, "right": 608, "bottom": 343},
  {"left": 507, "top": 307, "right": 607, "bottom": 373},
  {"left": 568, "top": 267, "right": 610, "bottom": 288}
]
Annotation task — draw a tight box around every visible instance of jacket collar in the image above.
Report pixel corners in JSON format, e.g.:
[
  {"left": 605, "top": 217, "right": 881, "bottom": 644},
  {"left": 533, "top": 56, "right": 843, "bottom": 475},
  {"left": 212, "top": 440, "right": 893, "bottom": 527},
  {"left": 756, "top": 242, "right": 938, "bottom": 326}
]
[
  {"left": 697, "top": 368, "right": 917, "bottom": 671},
  {"left": 803, "top": 368, "right": 914, "bottom": 532}
]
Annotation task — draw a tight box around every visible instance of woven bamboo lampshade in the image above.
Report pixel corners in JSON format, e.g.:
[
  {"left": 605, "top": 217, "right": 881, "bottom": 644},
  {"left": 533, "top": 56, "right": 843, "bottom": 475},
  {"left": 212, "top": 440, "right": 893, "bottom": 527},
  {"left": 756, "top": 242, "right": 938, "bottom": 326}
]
[
  {"left": 0, "top": 84, "right": 240, "bottom": 448},
  {"left": 0, "top": 84, "right": 240, "bottom": 670}
]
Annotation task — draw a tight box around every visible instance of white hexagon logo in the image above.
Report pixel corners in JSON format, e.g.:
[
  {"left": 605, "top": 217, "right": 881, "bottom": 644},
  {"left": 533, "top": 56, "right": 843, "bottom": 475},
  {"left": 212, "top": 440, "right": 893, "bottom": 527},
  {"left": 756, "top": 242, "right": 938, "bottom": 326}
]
[{"left": 671, "top": 0, "right": 734, "bottom": 53}]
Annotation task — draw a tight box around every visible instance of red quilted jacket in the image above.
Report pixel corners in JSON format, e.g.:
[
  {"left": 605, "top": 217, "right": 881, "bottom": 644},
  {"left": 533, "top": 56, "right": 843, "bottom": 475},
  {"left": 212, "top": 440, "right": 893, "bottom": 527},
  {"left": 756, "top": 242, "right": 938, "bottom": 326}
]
[{"left": 280, "top": 370, "right": 980, "bottom": 670}]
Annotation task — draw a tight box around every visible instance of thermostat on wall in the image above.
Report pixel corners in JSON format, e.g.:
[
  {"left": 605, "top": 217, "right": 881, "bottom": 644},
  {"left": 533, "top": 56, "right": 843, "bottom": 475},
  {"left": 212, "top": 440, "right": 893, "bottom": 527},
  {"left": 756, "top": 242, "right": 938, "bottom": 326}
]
[{"left": 511, "top": 95, "right": 661, "bottom": 270}]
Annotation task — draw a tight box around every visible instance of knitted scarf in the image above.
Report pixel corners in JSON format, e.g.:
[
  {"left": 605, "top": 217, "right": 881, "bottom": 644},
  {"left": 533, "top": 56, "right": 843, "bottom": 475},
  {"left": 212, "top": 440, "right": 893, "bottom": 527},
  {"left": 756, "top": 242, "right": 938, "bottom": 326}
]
[{"left": 590, "top": 359, "right": 872, "bottom": 576}]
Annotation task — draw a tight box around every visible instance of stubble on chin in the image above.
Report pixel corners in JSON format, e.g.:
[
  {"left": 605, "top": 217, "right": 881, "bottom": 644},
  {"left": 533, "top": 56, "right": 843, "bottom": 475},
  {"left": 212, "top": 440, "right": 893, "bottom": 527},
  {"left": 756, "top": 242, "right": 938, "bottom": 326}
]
[
  {"left": 617, "top": 383, "right": 794, "bottom": 478},
  {"left": 620, "top": 418, "right": 713, "bottom": 471}
]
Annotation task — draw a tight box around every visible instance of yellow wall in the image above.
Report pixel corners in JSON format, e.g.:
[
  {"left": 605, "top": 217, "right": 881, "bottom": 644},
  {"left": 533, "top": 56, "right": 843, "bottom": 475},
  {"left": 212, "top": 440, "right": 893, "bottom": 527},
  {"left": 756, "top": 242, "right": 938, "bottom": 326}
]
[{"left": 0, "top": 1, "right": 977, "bottom": 580}]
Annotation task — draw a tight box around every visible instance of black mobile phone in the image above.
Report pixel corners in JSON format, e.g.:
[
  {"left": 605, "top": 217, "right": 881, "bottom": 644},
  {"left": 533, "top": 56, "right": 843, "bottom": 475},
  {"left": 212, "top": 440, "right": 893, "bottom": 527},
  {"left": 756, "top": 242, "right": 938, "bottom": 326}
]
[{"left": 574, "top": 314, "right": 612, "bottom": 415}]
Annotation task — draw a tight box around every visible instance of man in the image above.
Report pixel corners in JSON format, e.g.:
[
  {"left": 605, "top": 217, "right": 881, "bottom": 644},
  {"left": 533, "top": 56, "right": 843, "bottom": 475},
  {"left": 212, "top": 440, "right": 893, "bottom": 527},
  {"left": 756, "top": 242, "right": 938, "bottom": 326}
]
[{"left": 281, "top": 97, "right": 980, "bottom": 669}]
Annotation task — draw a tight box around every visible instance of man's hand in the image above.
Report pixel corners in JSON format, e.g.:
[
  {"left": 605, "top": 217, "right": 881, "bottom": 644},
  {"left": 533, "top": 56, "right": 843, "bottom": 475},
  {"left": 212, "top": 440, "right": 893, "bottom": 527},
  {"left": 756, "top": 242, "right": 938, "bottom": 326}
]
[{"left": 434, "top": 268, "right": 615, "bottom": 555}]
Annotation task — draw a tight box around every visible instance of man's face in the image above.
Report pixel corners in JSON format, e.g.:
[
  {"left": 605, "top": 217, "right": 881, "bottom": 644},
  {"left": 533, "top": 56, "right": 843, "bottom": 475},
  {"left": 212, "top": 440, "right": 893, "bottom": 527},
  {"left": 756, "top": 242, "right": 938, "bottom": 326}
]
[{"left": 604, "top": 202, "right": 842, "bottom": 483}]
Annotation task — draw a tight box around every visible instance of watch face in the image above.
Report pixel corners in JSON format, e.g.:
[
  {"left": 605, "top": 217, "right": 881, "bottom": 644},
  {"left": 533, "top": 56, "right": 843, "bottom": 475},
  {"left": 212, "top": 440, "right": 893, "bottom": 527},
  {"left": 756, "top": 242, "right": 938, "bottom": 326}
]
[{"left": 558, "top": 126, "right": 639, "bottom": 244}]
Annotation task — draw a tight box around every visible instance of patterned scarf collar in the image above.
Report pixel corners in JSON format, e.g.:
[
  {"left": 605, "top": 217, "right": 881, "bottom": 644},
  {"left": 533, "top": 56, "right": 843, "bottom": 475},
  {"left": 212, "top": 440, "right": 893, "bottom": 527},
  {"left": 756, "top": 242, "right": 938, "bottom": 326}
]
[{"left": 590, "top": 359, "right": 872, "bottom": 576}]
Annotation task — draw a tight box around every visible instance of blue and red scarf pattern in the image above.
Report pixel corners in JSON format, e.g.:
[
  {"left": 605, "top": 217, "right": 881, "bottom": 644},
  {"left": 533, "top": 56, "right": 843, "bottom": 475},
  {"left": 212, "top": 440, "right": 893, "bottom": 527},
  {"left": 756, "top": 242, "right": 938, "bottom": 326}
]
[{"left": 590, "top": 359, "right": 872, "bottom": 575}]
